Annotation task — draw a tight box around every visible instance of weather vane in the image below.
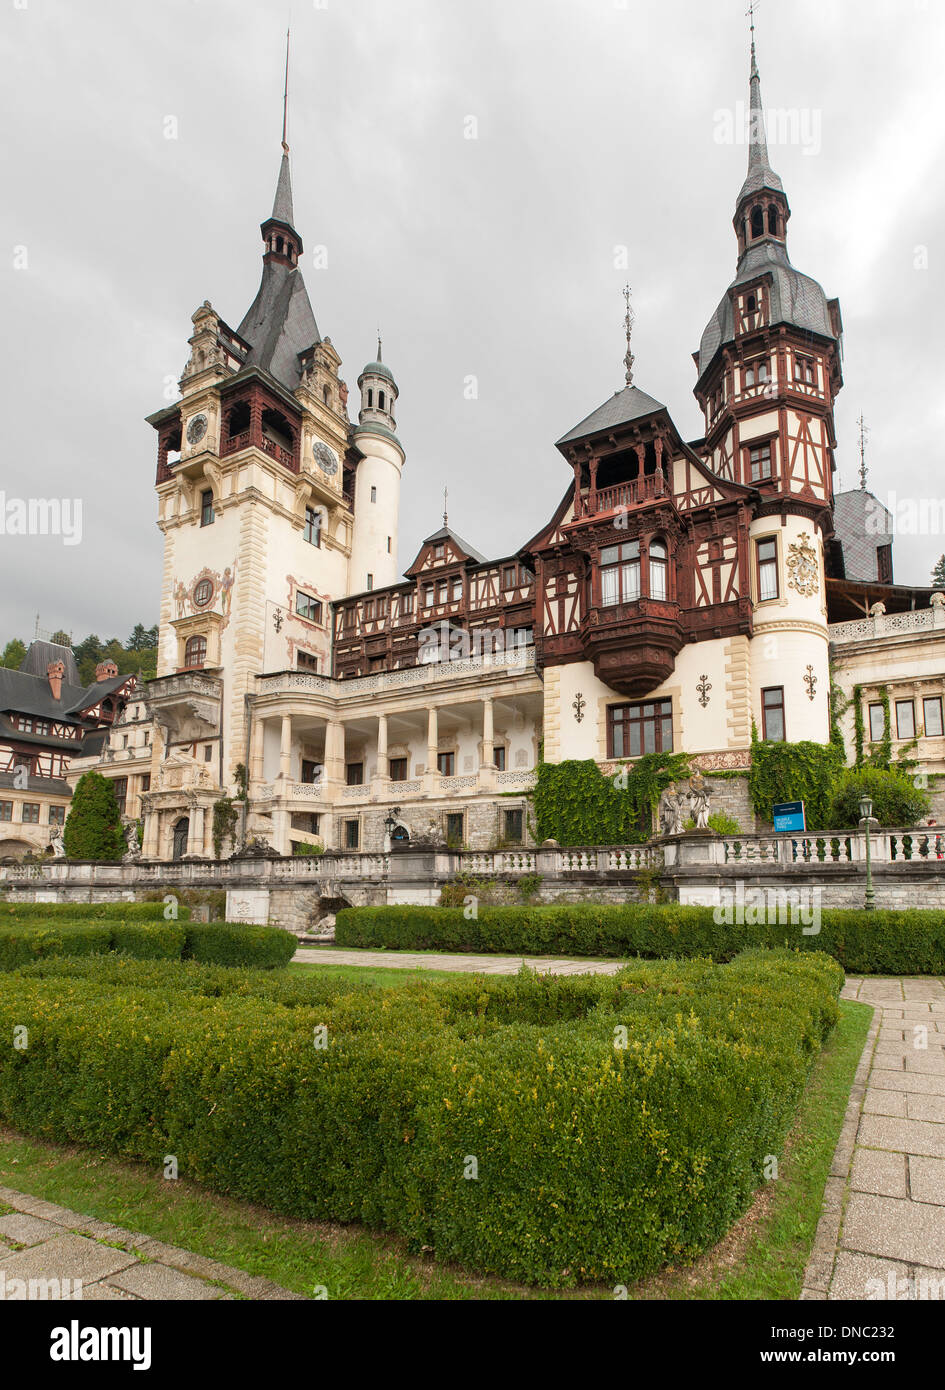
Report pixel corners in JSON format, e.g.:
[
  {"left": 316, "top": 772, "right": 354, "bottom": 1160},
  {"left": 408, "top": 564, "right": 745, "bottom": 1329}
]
[
  {"left": 281, "top": 28, "right": 291, "bottom": 153},
  {"left": 857, "top": 413, "right": 870, "bottom": 490},
  {"left": 623, "top": 284, "right": 635, "bottom": 387},
  {"left": 443, "top": 487, "right": 449, "bottom": 527}
]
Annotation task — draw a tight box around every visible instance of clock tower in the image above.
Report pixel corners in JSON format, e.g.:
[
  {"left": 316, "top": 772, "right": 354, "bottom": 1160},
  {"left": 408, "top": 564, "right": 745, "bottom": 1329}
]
[{"left": 139, "top": 130, "right": 385, "bottom": 858}]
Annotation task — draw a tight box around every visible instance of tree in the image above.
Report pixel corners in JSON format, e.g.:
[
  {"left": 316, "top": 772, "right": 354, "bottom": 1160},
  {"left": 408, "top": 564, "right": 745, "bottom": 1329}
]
[
  {"left": 0, "top": 639, "right": 26, "bottom": 669},
  {"left": 63, "top": 772, "right": 126, "bottom": 861},
  {"left": 932, "top": 555, "right": 945, "bottom": 589},
  {"left": 127, "top": 623, "right": 158, "bottom": 651}
]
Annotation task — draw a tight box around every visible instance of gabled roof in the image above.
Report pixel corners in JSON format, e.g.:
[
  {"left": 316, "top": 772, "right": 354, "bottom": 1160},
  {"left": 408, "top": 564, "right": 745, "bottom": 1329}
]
[
  {"left": 420, "top": 525, "right": 488, "bottom": 564},
  {"left": 555, "top": 385, "right": 667, "bottom": 448}
]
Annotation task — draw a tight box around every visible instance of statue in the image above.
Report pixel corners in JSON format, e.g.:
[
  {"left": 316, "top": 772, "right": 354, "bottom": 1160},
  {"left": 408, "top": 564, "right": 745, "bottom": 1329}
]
[
  {"left": 121, "top": 818, "right": 141, "bottom": 863},
  {"left": 658, "top": 782, "right": 685, "bottom": 836},
  {"left": 688, "top": 771, "right": 713, "bottom": 830},
  {"left": 50, "top": 829, "right": 67, "bottom": 860}
]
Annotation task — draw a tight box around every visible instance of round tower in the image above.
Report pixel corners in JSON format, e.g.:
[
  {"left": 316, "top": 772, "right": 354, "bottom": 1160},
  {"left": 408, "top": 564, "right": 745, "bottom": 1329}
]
[{"left": 349, "top": 340, "right": 405, "bottom": 593}]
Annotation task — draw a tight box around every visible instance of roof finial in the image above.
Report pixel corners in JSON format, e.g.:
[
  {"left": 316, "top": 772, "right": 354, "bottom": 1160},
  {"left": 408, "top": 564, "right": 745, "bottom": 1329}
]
[
  {"left": 443, "top": 487, "right": 449, "bottom": 527},
  {"left": 747, "top": 0, "right": 759, "bottom": 77},
  {"left": 282, "top": 28, "right": 290, "bottom": 153},
  {"left": 377, "top": 330, "right": 383, "bottom": 362},
  {"left": 622, "top": 284, "right": 635, "bottom": 387},
  {"left": 857, "top": 412, "right": 870, "bottom": 490}
]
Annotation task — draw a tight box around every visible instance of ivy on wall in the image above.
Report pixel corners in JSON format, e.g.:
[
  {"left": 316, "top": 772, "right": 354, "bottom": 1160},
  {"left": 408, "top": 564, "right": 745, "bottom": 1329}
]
[
  {"left": 532, "top": 753, "right": 690, "bottom": 846},
  {"left": 212, "top": 797, "right": 239, "bottom": 859},
  {"left": 852, "top": 685, "right": 865, "bottom": 768},
  {"left": 747, "top": 727, "right": 844, "bottom": 831}
]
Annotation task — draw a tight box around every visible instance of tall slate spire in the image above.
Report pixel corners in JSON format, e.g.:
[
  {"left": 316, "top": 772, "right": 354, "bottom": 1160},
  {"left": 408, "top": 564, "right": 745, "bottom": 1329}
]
[
  {"left": 271, "top": 150, "right": 296, "bottom": 230},
  {"left": 736, "top": 27, "right": 784, "bottom": 208}
]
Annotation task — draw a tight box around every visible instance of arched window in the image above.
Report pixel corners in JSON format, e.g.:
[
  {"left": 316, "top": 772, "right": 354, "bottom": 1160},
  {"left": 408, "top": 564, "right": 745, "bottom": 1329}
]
[
  {"left": 184, "top": 635, "right": 207, "bottom": 668},
  {"left": 750, "top": 205, "right": 764, "bottom": 239},
  {"left": 276, "top": 236, "right": 284, "bottom": 254},
  {"left": 379, "top": 391, "right": 386, "bottom": 410},
  {"left": 367, "top": 389, "right": 373, "bottom": 408},
  {"left": 323, "top": 385, "right": 330, "bottom": 405},
  {"left": 746, "top": 293, "right": 756, "bottom": 312},
  {"left": 767, "top": 206, "right": 779, "bottom": 235},
  {"left": 649, "top": 539, "right": 668, "bottom": 600}
]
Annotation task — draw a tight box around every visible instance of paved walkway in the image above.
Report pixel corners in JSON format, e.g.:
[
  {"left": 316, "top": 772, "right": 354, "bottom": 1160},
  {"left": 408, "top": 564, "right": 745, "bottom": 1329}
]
[
  {"left": 803, "top": 976, "right": 945, "bottom": 1301},
  {"left": 294, "top": 947, "right": 624, "bottom": 975},
  {"left": 0, "top": 1186, "right": 303, "bottom": 1300}
]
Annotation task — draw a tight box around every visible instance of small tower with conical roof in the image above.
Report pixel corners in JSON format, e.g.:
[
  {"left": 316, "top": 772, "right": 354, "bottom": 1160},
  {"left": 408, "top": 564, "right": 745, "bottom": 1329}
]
[{"left": 349, "top": 339, "right": 405, "bottom": 592}]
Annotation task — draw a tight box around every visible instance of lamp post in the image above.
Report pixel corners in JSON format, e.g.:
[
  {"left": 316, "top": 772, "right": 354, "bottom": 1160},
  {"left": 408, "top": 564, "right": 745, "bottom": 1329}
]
[
  {"left": 859, "top": 794, "right": 875, "bottom": 911},
  {"left": 383, "top": 807, "right": 401, "bottom": 854}
]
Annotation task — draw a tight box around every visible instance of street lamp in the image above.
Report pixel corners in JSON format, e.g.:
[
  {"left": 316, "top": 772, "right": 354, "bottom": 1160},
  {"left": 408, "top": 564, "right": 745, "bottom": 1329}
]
[
  {"left": 859, "top": 794, "right": 875, "bottom": 911},
  {"left": 383, "top": 807, "right": 402, "bottom": 851}
]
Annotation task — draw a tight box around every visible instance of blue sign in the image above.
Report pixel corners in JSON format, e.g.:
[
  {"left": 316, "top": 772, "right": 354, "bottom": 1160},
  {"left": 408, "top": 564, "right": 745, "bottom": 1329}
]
[{"left": 773, "top": 800, "right": 806, "bottom": 833}]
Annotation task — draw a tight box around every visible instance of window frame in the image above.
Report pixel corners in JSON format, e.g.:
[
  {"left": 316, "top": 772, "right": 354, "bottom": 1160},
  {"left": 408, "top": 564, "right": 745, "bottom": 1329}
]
[
  {"left": 748, "top": 439, "right": 774, "bottom": 483},
  {"left": 868, "top": 702, "right": 886, "bottom": 744},
  {"left": 295, "top": 592, "right": 323, "bottom": 624},
  {"left": 436, "top": 751, "right": 456, "bottom": 777},
  {"left": 303, "top": 507, "right": 321, "bottom": 547},
  {"left": 895, "top": 699, "right": 916, "bottom": 741},
  {"left": 200, "top": 490, "right": 214, "bottom": 527},
  {"left": 761, "top": 686, "right": 786, "bottom": 743},
  {"left": 607, "top": 699, "right": 674, "bottom": 759},
  {"left": 600, "top": 540, "right": 641, "bottom": 607},
  {"left": 389, "top": 756, "right": 408, "bottom": 782},
  {"left": 755, "top": 535, "right": 779, "bottom": 602},
  {"left": 923, "top": 696, "right": 944, "bottom": 739}
]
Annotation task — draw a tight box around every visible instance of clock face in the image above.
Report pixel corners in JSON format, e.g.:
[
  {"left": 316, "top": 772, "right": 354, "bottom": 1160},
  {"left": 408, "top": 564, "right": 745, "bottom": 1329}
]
[
  {"left": 312, "top": 440, "right": 338, "bottom": 476},
  {"left": 187, "top": 413, "right": 208, "bottom": 445}
]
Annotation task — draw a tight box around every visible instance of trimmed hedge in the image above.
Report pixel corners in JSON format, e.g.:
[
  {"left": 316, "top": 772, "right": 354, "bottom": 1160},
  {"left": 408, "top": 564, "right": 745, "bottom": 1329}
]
[
  {"left": 0, "top": 902, "right": 191, "bottom": 922},
  {"left": 335, "top": 902, "right": 945, "bottom": 975},
  {"left": 183, "top": 922, "right": 296, "bottom": 970},
  {"left": 0, "top": 920, "right": 295, "bottom": 971},
  {"left": 0, "top": 950, "right": 842, "bottom": 1285}
]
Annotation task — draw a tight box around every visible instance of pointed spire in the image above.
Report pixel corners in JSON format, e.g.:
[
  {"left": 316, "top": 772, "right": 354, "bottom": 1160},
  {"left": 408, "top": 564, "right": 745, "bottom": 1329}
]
[
  {"left": 622, "top": 284, "right": 635, "bottom": 387},
  {"left": 443, "top": 487, "right": 449, "bottom": 527},
  {"left": 377, "top": 333, "right": 383, "bottom": 362},
  {"left": 737, "top": 9, "right": 784, "bottom": 208},
  {"left": 269, "top": 29, "right": 296, "bottom": 229}
]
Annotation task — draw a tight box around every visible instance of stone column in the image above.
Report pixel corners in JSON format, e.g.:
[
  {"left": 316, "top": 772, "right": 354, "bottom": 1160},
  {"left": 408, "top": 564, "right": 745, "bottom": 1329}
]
[
  {"left": 142, "top": 809, "right": 160, "bottom": 858},
  {"left": 187, "top": 805, "right": 205, "bottom": 858},
  {"left": 279, "top": 714, "right": 292, "bottom": 782},
  {"left": 249, "top": 714, "right": 265, "bottom": 782},
  {"left": 482, "top": 698, "right": 495, "bottom": 766},
  {"left": 376, "top": 713, "right": 389, "bottom": 781},
  {"left": 427, "top": 707, "right": 438, "bottom": 782},
  {"left": 324, "top": 720, "right": 345, "bottom": 785}
]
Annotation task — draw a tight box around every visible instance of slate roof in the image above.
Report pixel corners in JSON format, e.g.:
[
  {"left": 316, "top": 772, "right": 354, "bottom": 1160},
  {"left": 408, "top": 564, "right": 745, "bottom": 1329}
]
[
  {"left": 235, "top": 152, "right": 320, "bottom": 393},
  {"left": 555, "top": 385, "right": 667, "bottom": 447},
  {"left": 0, "top": 644, "right": 129, "bottom": 725},
  {"left": 421, "top": 525, "right": 488, "bottom": 565},
  {"left": 832, "top": 489, "right": 894, "bottom": 584},
  {"left": 697, "top": 239, "right": 835, "bottom": 377},
  {"left": 19, "top": 640, "right": 79, "bottom": 685}
]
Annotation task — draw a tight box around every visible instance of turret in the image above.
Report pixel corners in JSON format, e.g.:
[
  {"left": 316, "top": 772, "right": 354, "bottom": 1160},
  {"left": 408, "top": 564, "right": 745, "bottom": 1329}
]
[{"left": 348, "top": 340, "right": 405, "bottom": 592}]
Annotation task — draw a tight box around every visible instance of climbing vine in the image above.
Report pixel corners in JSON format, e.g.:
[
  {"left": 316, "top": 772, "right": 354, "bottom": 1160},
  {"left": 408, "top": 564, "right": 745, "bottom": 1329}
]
[
  {"left": 212, "top": 796, "right": 239, "bottom": 858},
  {"left": 747, "top": 726, "right": 844, "bottom": 831},
  {"left": 853, "top": 685, "right": 865, "bottom": 768},
  {"left": 532, "top": 752, "right": 690, "bottom": 845}
]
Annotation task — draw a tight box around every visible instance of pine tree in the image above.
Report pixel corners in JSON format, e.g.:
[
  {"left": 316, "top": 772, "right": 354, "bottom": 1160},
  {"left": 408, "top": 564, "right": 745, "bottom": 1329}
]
[
  {"left": 63, "top": 772, "right": 126, "bottom": 861},
  {"left": 0, "top": 639, "right": 26, "bottom": 669},
  {"left": 932, "top": 555, "right": 945, "bottom": 589}
]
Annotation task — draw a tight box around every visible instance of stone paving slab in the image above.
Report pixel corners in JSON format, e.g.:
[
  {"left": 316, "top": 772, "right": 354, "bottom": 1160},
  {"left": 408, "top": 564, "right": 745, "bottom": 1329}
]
[
  {"left": 803, "top": 976, "right": 945, "bottom": 1301},
  {"left": 0, "top": 1186, "right": 304, "bottom": 1300},
  {"left": 294, "top": 947, "right": 625, "bottom": 976}
]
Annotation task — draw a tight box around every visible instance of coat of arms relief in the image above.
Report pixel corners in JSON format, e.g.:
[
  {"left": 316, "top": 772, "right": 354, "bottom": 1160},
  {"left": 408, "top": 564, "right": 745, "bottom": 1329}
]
[{"left": 786, "top": 532, "right": 819, "bottom": 597}]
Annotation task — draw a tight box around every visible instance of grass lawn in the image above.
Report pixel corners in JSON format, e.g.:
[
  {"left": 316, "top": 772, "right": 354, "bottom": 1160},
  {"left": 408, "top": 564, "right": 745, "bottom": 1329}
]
[
  {"left": 289, "top": 961, "right": 464, "bottom": 986},
  {"left": 0, "top": 995, "right": 872, "bottom": 1300}
]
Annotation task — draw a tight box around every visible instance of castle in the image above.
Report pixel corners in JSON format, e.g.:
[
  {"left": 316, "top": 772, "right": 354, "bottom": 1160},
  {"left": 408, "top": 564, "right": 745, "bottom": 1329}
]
[{"left": 57, "top": 33, "right": 943, "bottom": 861}]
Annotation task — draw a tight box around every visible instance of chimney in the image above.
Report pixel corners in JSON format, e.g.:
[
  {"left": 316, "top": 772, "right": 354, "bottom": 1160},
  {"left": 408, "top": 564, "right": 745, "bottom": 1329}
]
[
  {"left": 47, "top": 660, "right": 65, "bottom": 701},
  {"left": 95, "top": 660, "right": 119, "bottom": 682}
]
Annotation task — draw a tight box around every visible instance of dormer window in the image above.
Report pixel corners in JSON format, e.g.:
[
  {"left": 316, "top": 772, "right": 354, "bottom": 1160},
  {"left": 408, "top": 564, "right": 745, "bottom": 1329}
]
[
  {"left": 434, "top": 544, "right": 444, "bottom": 561},
  {"left": 746, "top": 293, "right": 756, "bottom": 312}
]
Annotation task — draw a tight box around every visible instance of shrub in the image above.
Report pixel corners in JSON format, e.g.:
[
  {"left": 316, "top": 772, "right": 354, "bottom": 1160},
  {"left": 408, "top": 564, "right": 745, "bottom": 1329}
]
[
  {"left": 0, "top": 902, "right": 191, "bottom": 922},
  {"left": 748, "top": 735, "right": 844, "bottom": 831},
  {"left": 0, "top": 951, "right": 842, "bottom": 1285},
  {"left": 62, "top": 771, "right": 126, "bottom": 861},
  {"left": 827, "top": 766, "right": 930, "bottom": 830},
  {"left": 183, "top": 922, "right": 296, "bottom": 969},
  {"left": 335, "top": 902, "right": 945, "bottom": 975},
  {"left": 0, "top": 918, "right": 293, "bottom": 971},
  {"left": 0, "top": 924, "right": 112, "bottom": 971}
]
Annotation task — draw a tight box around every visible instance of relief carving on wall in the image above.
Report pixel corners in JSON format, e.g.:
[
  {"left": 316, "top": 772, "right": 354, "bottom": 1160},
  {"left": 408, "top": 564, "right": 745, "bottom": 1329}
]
[{"left": 786, "top": 533, "right": 819, "bottom": 597}]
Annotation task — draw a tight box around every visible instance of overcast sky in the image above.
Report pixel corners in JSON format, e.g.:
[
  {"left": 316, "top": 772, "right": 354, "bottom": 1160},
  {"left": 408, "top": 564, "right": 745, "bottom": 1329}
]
[{"left": 2, "top": 0, "right": 943, "bottom": 644}]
